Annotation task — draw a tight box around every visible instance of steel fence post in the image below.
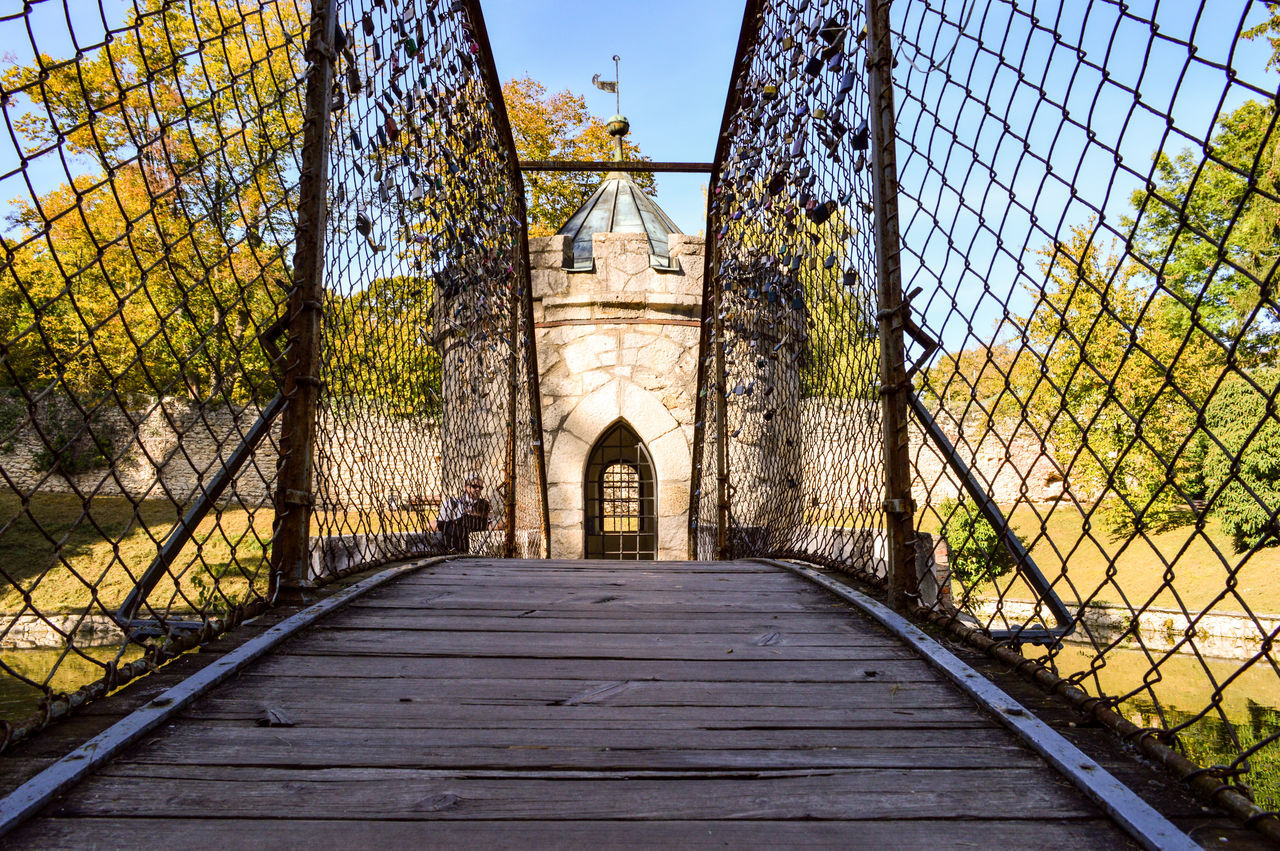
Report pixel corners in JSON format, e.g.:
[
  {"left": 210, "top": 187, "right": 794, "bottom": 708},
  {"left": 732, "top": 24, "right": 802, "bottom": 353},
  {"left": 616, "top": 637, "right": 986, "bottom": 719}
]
[
  {"left": 865, "top": 0, "right": 918, "bottom": 611},
  {"left": 714, "top": 270, "right": 732, "bottom": 561},
  {"left": 504, "top": 267, "right": 519, "bottom": 559},
  {"left": 270, "top": 0, "right": 339, "bottom": 602}
]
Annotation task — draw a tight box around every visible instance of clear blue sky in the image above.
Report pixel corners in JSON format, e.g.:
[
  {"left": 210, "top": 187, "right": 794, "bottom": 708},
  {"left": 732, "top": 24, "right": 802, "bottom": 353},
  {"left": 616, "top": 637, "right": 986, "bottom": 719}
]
[{"left": 480, "top": 0, "right": 746, "bottom": 235}]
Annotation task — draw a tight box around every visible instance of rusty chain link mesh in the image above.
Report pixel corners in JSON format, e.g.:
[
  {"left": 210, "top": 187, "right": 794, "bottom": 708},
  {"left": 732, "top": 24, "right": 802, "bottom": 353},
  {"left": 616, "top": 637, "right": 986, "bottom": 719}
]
[
  {"left": 697, "top": 0, "right": 1280, "bottom": 819},
  {"left": 0, "top": 0, "right": 545, "bottom": 749},
  {"left": 694, "top": 0, "right": 887, "bottom": 568},
  {"left": 308, "top": 0, "right": 547, "bottom": 578}
]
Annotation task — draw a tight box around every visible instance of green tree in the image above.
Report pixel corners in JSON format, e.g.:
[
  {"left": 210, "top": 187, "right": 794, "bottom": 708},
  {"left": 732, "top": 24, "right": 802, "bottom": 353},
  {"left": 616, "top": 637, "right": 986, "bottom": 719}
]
[
  {"left": 923, "top": 341, "right": 1033, "bottom": 422},
  {"left": 1021, "top": 226, "right": 1222, "bottom": 536},
  {"left": 1126, "top": 2, "right": 1280, "bottom": 365},
  {"left": 1, "top": 0, "right": 304, "bottom": 402},
  {"left": 323, "top": 276, "right": 442, "bottom": 417},
  {"left": 1127, "top": 98, "right": 1280, "bottom": 364},
  {"left": 1203, "top": 368, "right": 1280, "bottom": 551},
  {"left": 937, "top": 497, "right": 1016, "bottom": 585},
  {"left": 1243, "top": 1, "right": 1280, "bottom": 71},
  {"left": 503, "top": 76, "right": 655, "bottom": 236}
]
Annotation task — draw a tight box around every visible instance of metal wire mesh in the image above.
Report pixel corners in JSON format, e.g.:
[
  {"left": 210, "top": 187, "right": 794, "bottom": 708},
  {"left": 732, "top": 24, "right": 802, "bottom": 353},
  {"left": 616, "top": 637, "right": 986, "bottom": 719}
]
[
  {"left": 697, "top": 0, "right": 1280, "bottom": 821},
  {"left": 307, "top": 0, "right": 547, "bottom": 576},
  {"left": 694, "top": 0, "right": 889, "bottom": 570},
  {"left": 0, "top": 0, "right": 545, "bottom": 748}
]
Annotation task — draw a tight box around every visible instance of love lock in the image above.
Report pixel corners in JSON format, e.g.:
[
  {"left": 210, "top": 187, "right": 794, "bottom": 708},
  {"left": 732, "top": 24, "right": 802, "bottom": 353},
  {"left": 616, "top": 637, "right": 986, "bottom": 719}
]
[
  {"left": 852, "top": 119, "right": 869, "bottom": 151},
  {"left": 819, "top": 10, "right": 849, "bottom": 58}
]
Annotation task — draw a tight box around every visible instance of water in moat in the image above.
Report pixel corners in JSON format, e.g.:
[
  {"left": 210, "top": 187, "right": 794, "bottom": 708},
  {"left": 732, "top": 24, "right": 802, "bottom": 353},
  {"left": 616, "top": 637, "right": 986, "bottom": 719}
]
[
  {"left": 1052, "top": 640, "right": 1280, "bottom": 809},
  {"left": 0, "top": 644, "right": 143, "bottom": 721}
]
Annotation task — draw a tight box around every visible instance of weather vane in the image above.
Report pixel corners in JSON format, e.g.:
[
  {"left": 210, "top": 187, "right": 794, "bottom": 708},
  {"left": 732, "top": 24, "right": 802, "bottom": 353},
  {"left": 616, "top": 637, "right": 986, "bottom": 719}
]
[{"left": 592, "top": 54, "right": 621, "bottom": 115}]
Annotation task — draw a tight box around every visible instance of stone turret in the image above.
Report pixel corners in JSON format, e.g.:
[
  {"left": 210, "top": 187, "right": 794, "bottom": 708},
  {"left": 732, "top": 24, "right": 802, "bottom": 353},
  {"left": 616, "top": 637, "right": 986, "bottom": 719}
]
[{"left": 530, "top": 121, "right": 704, "bottom": 559}]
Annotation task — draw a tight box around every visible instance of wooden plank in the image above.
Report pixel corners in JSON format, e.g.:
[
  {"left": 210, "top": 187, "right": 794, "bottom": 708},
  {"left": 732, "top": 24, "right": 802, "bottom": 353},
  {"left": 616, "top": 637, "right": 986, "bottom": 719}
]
[
  {"left": 180, "top": 700, "right": 988, "bottom": 730},
  {"left": 774, "top": 560, "right": 1200, "bottom": 851},
  {"left": 343, "top": 601, "right": 851, "bottom": 618},
  {"left": 52, "top": 767, "right": 1103, "bottom": 821},
  {"left": 390, "top": 574, "right": 810, "bottom": 589},
  {"left": 117, "top": 724, "right": 1036, "bottom": 770},
  {"left": 127, "top": 721, "right": 1020, "bottom": 752},
  {"left": 0, "top": 560, "right": 441, "bottom": 837},
  {"left": 322, "top": 612, "right": 870, "bottom": 635},
  {"left": 8, "top": 817, "right": 1136, "bottom": 848},
  {"left": 1, "top": 556, "right": 1158, "bottom": 846},
  {"left": 214, "top": 675, "right": 972, "bottom": 709},
  {"left": 282, "top": 633, "right": 905, "bottom": 660},
  {"left": 300, "top": 626, "right": 901, "bottom": 649},
  {"left": 343, "top": 590, "right": 850, "bottom": 612},
  {"left": 248, "top": 655, "right": 928, "bottom": 681}
]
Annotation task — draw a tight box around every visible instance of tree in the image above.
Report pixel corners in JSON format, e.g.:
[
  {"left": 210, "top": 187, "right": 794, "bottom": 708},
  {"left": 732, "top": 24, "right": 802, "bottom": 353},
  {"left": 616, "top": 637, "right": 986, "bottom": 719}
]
[
  {"left": 1243, "top": 1, "right": 1280, "bottom": 71},
  {"left": 1126, "top": 2, "right": 1280, "bottom": 365},
  {"left": 923, "top": 341, "right": 1034, "bottom": 422},
  {"left": 937, "top": 497, "right": 1016, "bottom": 585},
  {"left": 1203, "top": 368, "right": 1280, "bottom": 551},
  {"left": 1020, "top": 226, "right": 1222, "bottom": 536},
  {"left": 1, "top": 0, "right": 302, "bottom": 403},
  {"left": 323, "top": 276, "right": 442, "bottom": 417},
  {"left": 503, "top": 77, "right": 655, "bottom": 236},
  {"left": 1127, "top": 98, "right": 1280, "bottom": 364}
]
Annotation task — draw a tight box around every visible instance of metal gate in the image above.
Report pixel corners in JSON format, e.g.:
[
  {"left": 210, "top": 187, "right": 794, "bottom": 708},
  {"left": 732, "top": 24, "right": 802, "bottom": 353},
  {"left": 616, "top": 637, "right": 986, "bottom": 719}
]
[{"left": 585, "top": 422, "right": 657, "bottom": 559}]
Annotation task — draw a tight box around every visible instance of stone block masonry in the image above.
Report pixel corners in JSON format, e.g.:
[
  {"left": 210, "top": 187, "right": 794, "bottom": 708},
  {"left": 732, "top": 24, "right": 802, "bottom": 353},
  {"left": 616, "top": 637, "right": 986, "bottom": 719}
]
[
  {"left": 0, "top": 397, "right": 443, "bottom": 511},
  {"left": 798, "top": 399, "right": 1072, "bottom": 514},
  {"left": 531, "top": 232, "right": 705, "bottom": 560}
]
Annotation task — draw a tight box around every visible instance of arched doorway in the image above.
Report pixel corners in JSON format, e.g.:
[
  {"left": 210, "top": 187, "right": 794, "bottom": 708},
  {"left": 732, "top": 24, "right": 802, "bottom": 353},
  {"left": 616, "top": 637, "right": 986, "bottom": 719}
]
[{"left": 584, "top": 421, "right": 657, "bottom": 559}]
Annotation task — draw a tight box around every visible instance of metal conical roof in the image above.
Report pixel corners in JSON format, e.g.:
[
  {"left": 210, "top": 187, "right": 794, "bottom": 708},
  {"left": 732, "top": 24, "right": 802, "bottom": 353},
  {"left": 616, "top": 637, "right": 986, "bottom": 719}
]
[{"left": 555, "top": 171, "right": 684, "bottom": 272}]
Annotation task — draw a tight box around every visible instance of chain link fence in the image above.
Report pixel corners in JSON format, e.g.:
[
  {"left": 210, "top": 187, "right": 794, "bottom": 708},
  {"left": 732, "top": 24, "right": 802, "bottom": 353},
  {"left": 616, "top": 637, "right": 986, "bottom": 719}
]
[
  {"left": 0, "top": 0, "right": 545, "bottom": 750},
  {"left": 696, "top": 0, "right": 1280, "bottom": 828}
]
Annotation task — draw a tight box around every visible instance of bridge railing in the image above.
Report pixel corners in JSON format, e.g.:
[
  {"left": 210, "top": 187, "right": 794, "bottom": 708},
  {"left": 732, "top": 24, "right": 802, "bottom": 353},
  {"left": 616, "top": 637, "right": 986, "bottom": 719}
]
[
  {"left": 0, "top": 0, "right": 546, "bottom": 749},
  {"left": 695, "top": 0, "right": 1280, "bottom": 827}
]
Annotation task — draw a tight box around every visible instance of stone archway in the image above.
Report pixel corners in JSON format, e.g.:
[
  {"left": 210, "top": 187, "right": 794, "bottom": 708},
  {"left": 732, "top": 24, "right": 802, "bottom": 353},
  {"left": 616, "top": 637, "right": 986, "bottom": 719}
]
[{"left": 544, "top": 376, "right": 691, "bottom": 559}]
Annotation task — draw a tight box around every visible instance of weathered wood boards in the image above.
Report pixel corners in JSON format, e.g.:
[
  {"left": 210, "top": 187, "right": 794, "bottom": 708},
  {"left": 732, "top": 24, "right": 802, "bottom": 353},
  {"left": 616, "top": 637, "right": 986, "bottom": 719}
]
[{"left": 9, "top": 559, "right": 1134, "bottom": 847}]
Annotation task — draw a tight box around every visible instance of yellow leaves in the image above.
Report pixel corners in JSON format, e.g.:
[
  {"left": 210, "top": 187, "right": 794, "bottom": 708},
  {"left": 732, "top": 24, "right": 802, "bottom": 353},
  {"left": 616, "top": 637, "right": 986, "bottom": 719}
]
[{"left": 502, "top": 75, "right": 656, "bottom": 234}]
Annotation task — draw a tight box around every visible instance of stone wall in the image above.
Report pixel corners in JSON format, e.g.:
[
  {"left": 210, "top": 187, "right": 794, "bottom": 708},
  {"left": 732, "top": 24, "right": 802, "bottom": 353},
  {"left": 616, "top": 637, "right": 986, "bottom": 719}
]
[
  {"left": 797, "top": 399, "right": 1069, "bottom": 513},
  {"left": 313, "top": 407, "right": 443, "bottom": 511},
  {"left": 0, "top": 397, "right": 443, "bottom": 510}
]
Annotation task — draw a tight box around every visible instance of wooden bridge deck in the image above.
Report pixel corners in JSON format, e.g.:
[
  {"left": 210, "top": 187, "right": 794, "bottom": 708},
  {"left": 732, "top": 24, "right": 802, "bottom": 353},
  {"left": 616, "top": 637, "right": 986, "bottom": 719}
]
[{"left": 11, "top": 558, "right": 1139, "bottom": 847}]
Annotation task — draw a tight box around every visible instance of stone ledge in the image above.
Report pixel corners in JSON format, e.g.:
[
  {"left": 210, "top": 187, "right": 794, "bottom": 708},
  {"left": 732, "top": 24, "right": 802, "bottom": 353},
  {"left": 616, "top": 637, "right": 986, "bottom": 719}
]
[{"left": 0, "top": 613, "right": 125, "bottom": 649}]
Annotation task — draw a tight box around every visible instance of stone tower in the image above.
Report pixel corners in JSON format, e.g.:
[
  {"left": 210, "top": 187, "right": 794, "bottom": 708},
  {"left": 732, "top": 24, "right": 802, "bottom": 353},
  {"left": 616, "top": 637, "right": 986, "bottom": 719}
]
[{"left": 529, "top": 116, "right": 704, "bottom": 559}]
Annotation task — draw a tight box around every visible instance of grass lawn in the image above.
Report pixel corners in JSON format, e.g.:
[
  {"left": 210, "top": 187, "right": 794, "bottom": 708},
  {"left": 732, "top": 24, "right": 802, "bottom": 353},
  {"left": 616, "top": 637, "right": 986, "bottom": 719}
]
[
  {"left": 915, "top": 504, "right": 1280, "bottom": 616},
  {"left": 0, "top": 493, "right": 442, "bottom": 616},
  {"left": 0, "top": 493, "right": 272, "bottom": 615}
]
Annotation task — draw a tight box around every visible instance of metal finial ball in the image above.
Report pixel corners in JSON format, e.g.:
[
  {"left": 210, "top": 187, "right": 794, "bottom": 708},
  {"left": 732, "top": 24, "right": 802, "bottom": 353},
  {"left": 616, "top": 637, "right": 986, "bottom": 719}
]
[{"left": 606, "top": 114, "right": 630, "bottom": 137}]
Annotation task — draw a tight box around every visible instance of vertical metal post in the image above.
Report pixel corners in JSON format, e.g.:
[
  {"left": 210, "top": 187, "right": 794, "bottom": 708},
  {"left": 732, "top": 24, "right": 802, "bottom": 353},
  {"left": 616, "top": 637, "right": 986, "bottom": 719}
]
[
  {"left": 713, "top": 278, "right": 731, "bottom": 561},
  {"left": 866, "top": 0, "right": 917, "bottom": 610},
  {"left": 270, "top": 0, "right": 338, "bottom": 602},
  {"left": 504, "top": 263, "right": 519, "bottom": 559}
]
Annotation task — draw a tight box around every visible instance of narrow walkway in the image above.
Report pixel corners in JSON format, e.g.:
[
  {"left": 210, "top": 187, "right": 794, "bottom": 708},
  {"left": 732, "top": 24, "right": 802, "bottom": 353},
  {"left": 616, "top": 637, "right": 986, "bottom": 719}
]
[{"left": 12, "top": 559, "right": 1133, "bottom": 846}]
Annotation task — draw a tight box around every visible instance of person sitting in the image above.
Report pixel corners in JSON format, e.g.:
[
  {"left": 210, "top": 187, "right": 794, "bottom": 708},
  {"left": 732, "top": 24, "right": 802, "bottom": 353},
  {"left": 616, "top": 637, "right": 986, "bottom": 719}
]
[{"left": 434, "top": 475, "right": 491, "bottom": 552}]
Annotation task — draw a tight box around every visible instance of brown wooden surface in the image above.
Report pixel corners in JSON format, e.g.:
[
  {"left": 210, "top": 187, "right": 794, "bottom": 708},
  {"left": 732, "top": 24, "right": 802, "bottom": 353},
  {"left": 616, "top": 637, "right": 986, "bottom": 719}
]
[{"left": 9, "top": 559, "right": 1139, "bottom": 848}]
